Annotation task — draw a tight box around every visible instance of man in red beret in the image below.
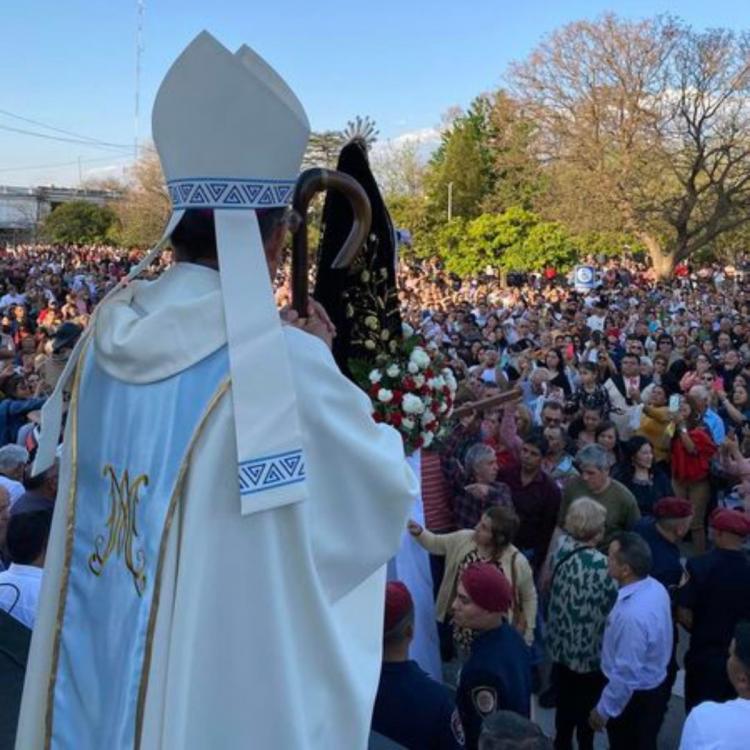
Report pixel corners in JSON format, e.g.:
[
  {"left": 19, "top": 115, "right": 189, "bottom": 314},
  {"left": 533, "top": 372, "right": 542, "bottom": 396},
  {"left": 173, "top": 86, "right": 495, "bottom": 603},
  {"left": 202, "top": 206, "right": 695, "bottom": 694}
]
[
  {"left": 372, "top": 581, "right": 465, "bottom": 749},
  {"left": 635, "top": 497, "right": 693, "bottom": 591},
  {"left": 634, "top": 497, "right": 693, "bottom": 716},
  {"left": 678, "top": 508, "right": 750, "bottom": 711},
  {"left": 452, "top": 564, "right": 532, "bottom": 750}
]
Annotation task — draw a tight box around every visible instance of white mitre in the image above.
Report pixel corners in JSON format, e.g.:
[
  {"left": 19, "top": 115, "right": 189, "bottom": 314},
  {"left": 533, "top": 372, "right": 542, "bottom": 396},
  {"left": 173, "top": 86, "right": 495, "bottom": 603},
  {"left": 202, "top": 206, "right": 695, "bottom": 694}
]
[{"left": 34, "top": 32, "right": 311, "bottom": 514}]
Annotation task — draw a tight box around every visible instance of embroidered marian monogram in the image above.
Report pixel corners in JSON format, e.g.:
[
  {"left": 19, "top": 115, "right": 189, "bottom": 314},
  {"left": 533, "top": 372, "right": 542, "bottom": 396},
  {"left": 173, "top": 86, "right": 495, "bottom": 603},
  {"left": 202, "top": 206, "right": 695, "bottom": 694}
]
[
  {"left": 238, "top": 449, "right": 305, "bottom": 496},
  {"left": 89, "top": 465, "right": 149, "bottom": 596},
  {"left": 167, "top": 178, "right": 295, "bottom": 210}
]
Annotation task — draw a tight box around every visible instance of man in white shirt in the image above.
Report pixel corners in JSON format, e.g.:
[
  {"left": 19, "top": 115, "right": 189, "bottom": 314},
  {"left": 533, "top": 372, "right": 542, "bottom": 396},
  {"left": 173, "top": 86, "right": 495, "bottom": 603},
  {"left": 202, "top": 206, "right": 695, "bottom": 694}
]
[
  {"left": 0, "top": 285, "right": 26, "bottom": 312},
  {"left": 0, "top": 509, "right": 51, "bottom": 629},
  {"left": 0, "top": 444, "right": 28, "bottom": 507},
  {"left": 680, "top": 621, "right": 750, "bottom": 750}
]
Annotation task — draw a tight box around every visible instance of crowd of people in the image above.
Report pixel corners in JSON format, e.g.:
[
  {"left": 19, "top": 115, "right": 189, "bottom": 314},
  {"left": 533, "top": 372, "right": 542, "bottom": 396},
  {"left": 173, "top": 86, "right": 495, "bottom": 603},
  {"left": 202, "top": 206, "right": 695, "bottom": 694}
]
[{"left": 1, "top": 242, "right": 750, "bottom": 748}]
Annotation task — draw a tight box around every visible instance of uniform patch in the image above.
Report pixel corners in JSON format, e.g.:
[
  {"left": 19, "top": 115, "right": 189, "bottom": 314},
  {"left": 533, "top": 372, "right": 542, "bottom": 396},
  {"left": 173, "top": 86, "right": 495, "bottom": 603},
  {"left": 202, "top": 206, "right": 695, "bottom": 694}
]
[
  {"left": 450, "top": 708, "right": 466, "bottom": 745},
  {"left": 471, "top": 687, "right": 497, "bottom": 716}
]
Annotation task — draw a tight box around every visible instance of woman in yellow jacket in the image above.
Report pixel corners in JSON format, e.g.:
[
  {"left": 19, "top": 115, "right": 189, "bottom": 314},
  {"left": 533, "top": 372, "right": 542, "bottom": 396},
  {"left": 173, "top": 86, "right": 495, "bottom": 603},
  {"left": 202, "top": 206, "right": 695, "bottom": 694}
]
[{"left": 407, "top": 505, "right": 537, "bottom": 651}]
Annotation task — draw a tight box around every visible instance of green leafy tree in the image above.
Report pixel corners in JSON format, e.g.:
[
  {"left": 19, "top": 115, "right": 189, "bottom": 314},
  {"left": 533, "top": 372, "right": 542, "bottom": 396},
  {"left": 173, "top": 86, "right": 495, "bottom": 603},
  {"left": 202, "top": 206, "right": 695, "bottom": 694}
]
[
  {"left": 501, "top": 219, "right": 576, "bottom": 271},
  {"left": 41, "top": 201, "right": 117, "bottom": 245},
  {"left": 426, "top": 100, "right": 496, "bottom": 221}
]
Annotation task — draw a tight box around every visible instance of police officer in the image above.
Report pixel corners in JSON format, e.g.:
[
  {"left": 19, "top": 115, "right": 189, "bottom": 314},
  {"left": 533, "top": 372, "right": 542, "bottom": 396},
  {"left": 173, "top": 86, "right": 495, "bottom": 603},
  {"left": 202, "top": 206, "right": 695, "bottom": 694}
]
[
  {"left": 634, "top": 497, "right": 692, "bottom": 590},
  {"left": 634, "top": 497, "right": 693, "bottom": 717},
  {"left": 452, "top": 564, "right": 531, "bottom": 750},
  {"left": 678, "top": 508, "right": 750, "bottom": 712},
  {"left": 372, "top": 581, "right": 465, "bottom": 749}
]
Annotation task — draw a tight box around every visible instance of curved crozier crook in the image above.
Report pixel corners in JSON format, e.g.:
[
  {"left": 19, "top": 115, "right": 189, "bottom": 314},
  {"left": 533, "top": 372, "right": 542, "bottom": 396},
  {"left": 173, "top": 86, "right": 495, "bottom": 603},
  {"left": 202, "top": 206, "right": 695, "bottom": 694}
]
[{"left": 290, "top": 167, "right": 372, "bottom": 316}]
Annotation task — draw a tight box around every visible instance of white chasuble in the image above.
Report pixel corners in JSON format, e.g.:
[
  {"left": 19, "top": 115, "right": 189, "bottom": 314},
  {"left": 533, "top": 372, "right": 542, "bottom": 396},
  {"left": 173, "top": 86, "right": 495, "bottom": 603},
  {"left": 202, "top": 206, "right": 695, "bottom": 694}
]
[
  {"left": 17, "top": 264, "right": 417, "bottom": 750},
  {"left": 50, "top": 345, "right": 229, "bottom": 747}
]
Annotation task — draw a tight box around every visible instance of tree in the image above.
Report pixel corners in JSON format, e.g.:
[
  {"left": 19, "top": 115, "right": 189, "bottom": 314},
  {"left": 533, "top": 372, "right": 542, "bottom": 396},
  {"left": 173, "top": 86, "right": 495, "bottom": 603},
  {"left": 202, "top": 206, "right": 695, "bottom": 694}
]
[
  {"left": 502, "top": 219, "right": 577, "bottom": 271},
  {"left": 41, "top": 201, "right": 117, "bottom": 245},
  {"left": 111, "top": 150, "right": 170, "bottom": 248},
  {"left": 434, "top": 207, "right": 576, "bottom": 277},
  {"left": 482, "top": 91, "right": 546, "bottom": 213},
  {"left": 426, "top": 100, "right": 496, "bottom": 221},
  {"left": 510, "top": 14, "right": 750, "bottom": 277}
]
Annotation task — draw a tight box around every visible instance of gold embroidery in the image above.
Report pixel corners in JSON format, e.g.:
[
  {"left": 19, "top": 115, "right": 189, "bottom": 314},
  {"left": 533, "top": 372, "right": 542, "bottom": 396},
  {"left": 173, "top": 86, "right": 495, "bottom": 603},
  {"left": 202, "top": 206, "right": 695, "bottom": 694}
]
[{"left": 89, "top": 466, "right": 149, "bottom": 596}]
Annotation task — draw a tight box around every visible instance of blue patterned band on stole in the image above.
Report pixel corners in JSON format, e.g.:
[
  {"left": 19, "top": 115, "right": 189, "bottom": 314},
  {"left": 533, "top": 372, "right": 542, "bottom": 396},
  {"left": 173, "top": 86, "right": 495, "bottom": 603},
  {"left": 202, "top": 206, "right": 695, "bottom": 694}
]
[
  {"left": 238, "top": 449, "right": 305, "bottom": 496},
  {"left": 167, "top": 177, "right": 295, "bottom": 209},
  {"left": 50, "top": 345, "right": 229, "bottom": 749}
]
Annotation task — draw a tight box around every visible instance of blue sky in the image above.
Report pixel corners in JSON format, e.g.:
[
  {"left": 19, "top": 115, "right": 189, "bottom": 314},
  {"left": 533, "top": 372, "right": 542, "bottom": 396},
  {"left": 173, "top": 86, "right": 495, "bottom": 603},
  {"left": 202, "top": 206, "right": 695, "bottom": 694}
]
[{"left": 3, "top": 0, "right": 750, "bottom": 187}]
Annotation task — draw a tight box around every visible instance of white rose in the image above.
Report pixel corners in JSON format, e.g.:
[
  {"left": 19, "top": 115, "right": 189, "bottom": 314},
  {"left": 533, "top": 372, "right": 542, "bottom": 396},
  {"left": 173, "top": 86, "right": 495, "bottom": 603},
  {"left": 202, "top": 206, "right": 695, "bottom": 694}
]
[
  {"left": 386, "top": 364, "right": 400, "bottom": 377},
  {"left": 421, "top": 410, "right": 435, "bottom": 427},
  {"left": 426, "top": 341, "right": 439, "bottom": 352},
  {"left": 402, "top": 322, "right": 415, "bottom": 337},
  {"left": 408, "top": 362, "right": 419, "bottom": 374},
  {"left": 428, "top": 376, "right": 445, "bottom": 390},
  {"left": 439, "top": 402, "right": 447, "bottom": 413},
  {"left": 409, "top": 347, "right": 431, "bottom": 369},
  {"left": 369, "top": 369, "right": 382, "bottom": 384},
  {"left": 422, "top": 431, "right": 434, "bottom": 448},
  {"left": 402, "top": 394, "right": 425, "bottom": 415},
  {"left": 364, "top": 340, "right": 376, "bottom": 350},
  {"left": 402, "top": 417, "right": 415, "bottom": 430},
  {"left": 364, "top": 315, "right": 379, "bottom": 330},
  {"left": 377, "top": 388, "right": 393, "bottom": 403},
  {"left": 414, "top": 375, "right": 425, "bottom": 388}
]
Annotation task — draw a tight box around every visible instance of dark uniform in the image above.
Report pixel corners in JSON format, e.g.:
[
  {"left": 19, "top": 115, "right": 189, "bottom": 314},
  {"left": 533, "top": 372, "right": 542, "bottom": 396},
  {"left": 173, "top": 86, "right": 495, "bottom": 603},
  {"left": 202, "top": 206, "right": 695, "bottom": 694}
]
[
  {"left": 634, "top": 518, "right": 683, "bottom": 590},
  {"left": 634, "top": 516, "right": 684, "bottom": 714},
  {"left": 372, "top": 660, "right": 465, "bottom": 749},
  {"left": 678, "top": 548, "right": 750, "bottom": 711},
  {"left": 456, "top": 623, "right": 531, "bottom": 750}
]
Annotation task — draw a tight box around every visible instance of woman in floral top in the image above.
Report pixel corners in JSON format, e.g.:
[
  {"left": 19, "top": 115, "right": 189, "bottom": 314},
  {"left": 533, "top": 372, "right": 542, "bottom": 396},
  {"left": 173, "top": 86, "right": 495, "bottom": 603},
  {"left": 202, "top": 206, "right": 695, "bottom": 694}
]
[{"left": 547, "top": 497, "right": 618, "bottom": 750}]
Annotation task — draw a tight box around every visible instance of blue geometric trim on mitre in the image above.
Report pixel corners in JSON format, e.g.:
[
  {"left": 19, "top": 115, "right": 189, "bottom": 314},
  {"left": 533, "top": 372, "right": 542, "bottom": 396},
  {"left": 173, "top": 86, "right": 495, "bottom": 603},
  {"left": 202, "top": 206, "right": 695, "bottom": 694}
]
[
  {"left": 167, "top": 177, "right": 295, "bottom": 210},
  {"left": 238, "top": 449, "right": 306, "bottom": 496}
]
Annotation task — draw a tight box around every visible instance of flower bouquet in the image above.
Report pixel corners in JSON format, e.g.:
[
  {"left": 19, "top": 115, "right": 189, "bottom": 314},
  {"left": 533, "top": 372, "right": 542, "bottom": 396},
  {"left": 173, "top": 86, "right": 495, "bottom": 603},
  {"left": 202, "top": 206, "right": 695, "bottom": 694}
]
[{"left": 351, "top": 324, "right": 458, "bottom": 454}]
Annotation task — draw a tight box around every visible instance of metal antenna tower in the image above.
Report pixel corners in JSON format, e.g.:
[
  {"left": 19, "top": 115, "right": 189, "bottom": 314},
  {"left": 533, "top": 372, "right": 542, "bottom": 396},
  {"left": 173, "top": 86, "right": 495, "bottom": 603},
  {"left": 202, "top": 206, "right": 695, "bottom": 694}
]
[{"left": 134, "top": 0, "right": 145, "bottom": 161}]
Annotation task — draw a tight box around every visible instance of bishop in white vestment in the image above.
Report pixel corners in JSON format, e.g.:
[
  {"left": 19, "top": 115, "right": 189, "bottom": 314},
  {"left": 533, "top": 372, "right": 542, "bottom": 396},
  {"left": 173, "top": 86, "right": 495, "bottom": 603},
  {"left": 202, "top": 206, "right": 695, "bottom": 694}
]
[{"left": 16, "top": 33, "right": 416, "bottom": 750}]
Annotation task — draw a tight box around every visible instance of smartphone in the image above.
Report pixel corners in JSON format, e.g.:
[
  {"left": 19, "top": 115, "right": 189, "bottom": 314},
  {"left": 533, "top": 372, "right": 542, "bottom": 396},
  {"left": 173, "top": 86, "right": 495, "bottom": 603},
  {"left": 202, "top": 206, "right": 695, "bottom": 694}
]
[
  {"left": 713, "top": 377, "right": 724, "bottom": 393},
  {"left": 566, "top": 343, "right": 575, "bottom": 359},
  {"left": 668, "top": 394, "right": 680, "bottom": 412}
]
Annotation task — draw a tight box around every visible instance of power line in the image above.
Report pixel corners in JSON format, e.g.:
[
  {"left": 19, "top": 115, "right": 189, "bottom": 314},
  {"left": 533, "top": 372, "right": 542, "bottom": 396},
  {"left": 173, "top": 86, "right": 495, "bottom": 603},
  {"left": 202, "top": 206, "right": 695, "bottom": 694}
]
[
  {"left": 0, "top": 122, "right": 133, "bottom": 150},
  {"left": 0, "top": 154, "right": 133, "bottom": 174},
  {"left": 0, "top": 107, "right": 119, "bottom": 146}
]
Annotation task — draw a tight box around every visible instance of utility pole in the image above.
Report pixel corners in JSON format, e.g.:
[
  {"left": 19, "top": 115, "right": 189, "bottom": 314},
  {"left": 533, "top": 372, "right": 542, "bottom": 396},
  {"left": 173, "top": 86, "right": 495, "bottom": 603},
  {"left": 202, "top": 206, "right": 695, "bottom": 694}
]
[
  {"left": 447, "top": 181, "right": 453, "bottom": 221},
  {"left": 134, "top": 0, "right": 145, "bottom": 162},
  {"left": 77, "top": 156, "right": 83, "bottom": 186}
]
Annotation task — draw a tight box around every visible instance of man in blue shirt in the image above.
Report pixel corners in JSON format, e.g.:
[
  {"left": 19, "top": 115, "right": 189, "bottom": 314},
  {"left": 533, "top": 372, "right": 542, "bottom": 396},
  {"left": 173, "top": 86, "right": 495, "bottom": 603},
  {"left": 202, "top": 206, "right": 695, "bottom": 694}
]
[
  {"left": 453, "top": 564, "right": 531, "bottom": 750},
  {"left": 589, "top": 532, "right": 672, "bottom": 750},
  {"left": 372, "top": 581, "right": 464, "bottom": 749}
]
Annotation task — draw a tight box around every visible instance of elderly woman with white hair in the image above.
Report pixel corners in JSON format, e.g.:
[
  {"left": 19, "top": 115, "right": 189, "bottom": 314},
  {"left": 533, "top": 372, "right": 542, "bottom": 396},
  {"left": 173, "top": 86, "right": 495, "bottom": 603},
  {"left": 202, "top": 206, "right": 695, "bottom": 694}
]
[
  {"left": 0, "top": 444, "right": 28, "bottom": 506},
  {"left": 547, "top": 497, "right": 618, "bottom": 750}
]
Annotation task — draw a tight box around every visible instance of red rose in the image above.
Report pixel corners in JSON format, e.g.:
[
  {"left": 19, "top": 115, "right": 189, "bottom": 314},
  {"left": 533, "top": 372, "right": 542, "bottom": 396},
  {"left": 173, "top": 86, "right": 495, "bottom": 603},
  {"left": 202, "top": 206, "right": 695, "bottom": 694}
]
[
  {"left": 414, "top": 436, "right": 424, "bottom": 449},
  {"left": 391, "top": 412, "right": 403, "bottom": 427},
  {"left": 403, "top": 377, "right": 416, "bottom": 391},
  {"left": 442, "top": 386, "right": 450, "bottom": 397},
  {"left": 421, "top": 385, "right": 431, "bottom": 396},
  {"left": 425, "top": 368, "right": 434, "bottom": 378},
  {"left": 392, "top": 390, "right": 404, "bottom": 405},
  {"left": 370, "top": 383, "right": 381, "bottom": 397},
  {"left": 373, "top": 411, "right": 384, "bottom": 423}
]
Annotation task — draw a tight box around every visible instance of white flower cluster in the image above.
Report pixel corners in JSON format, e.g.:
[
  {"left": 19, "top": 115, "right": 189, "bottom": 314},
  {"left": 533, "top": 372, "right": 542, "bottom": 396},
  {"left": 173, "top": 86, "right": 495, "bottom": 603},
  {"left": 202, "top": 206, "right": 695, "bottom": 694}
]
[
  {"left": 409, "top": 346, "right": 431, "bottom": 370},
  {"left": 402, "top": 393, "right": 425, "bottom": 414}
]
